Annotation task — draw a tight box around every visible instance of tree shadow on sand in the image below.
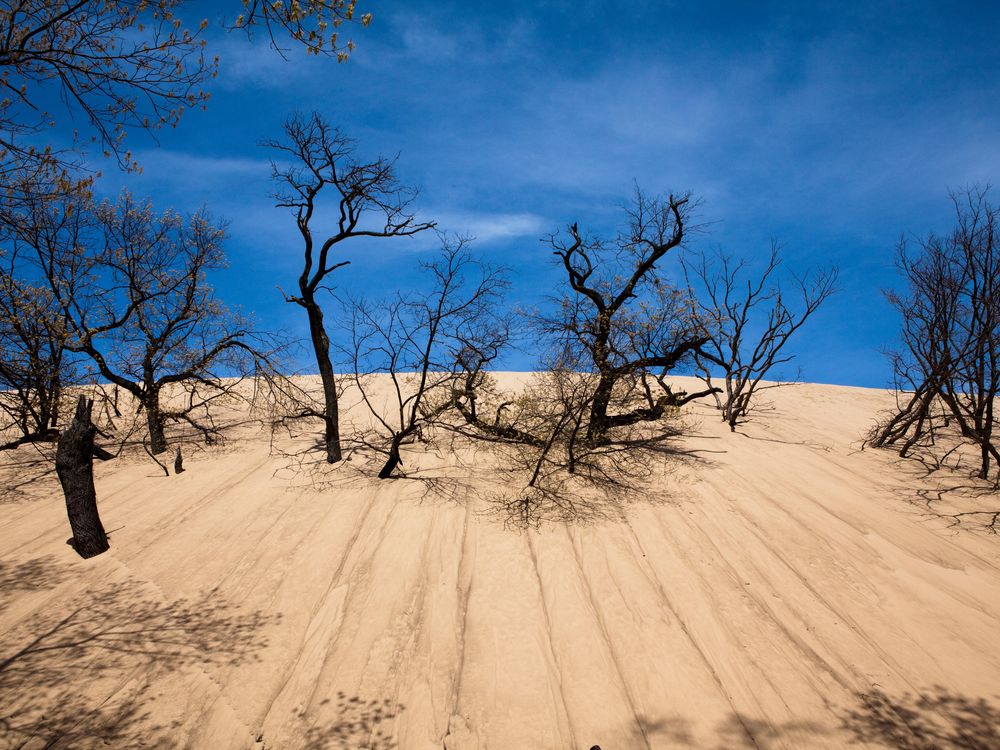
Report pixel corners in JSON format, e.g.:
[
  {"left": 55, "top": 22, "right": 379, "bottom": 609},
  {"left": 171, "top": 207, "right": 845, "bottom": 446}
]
[
  {"left": 274, "top": 692, "right": 403, "bottom": 750},
  {"left": 843, "top": 686, "right": 1000, "bottom": 749},
  {"left": 0, "top": 555, "right": 67, "bottom": 613},
  {"left": 0, "top": 570, "right": 276, "bottom": 749},
  {"left": 0, "top": 442, "right": 57, "bottom": 504},
  {"left": 599, "top": 688, "right": 1000, "bottom": 750}
]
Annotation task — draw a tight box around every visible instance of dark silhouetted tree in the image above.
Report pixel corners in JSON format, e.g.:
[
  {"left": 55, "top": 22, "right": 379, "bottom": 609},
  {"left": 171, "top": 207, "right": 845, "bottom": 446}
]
[
  {"left": 453, "top": 188, "right": 718, "bottom": 523},
  {"left": 13, "top": 189, "right": 271, "bottom": 455},
  {"left": 871, "top": 187, "right": 1000, "bottom": 482},
  {"left": 538, "top": 187, "right": 716, "bottom": 445},
  {"left": 264, "top": 112, "right": 435, "bottom": 463},
  {"left": 343, "top": 236, "right": 510, "bottom": 478},
  {"left": 683, "top": 244, "right": 838, "bottom": 431}
]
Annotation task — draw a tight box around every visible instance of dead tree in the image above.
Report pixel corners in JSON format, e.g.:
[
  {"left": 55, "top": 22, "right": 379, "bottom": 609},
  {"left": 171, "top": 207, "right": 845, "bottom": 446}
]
[
  {"left": 16, "top": 190, "right": 272, "bottom": 455},
  {"left": 538, "top": 187, "right": 718, "bottom": 445},
  {"left": 263, "top": 112, "right": 435, "bottom": 463},
  {"left": 0, "top": 254, "right": 70, "bottom": 449},
  {"left": 56, "top": 396, "right": 109, "bottom": 559},
  {"left": 343, "top": 237, "right": 509, "bottom": 478},
  {"left": 452, "top": 189, "right": 719, "bottom": 524},
  {"left": 871, "top": 187, "right": 1000, "bottom": 481},
  {"left": 683, "top": 244, "right": 838, "bottom": 431}
]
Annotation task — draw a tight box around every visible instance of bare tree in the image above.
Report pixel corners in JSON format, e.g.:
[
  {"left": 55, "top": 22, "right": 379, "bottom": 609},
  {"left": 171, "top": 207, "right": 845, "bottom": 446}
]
[
  {"left": 683, "top": 244, "right": 838, "bottom": 431},
  {"left": 11, "top": 189, "right": 273, "bottom": 456},
  {"left": 871, "top": 187, "right": 1000, "bottom": 482},
  {"left": 444, "top": 188, "right": 716, "bottom": 524},
  {"left": 263, "top": 111, "right": 435, "bottom": 463},
  {"left": 343, "top": 236, "right": 510, "bottom": 478},
  {"left": 0, "top": 252, "right": 70, "bottom": 449},
  {"left": 538, "top": 187, "right": 717, "bottom": 445}
]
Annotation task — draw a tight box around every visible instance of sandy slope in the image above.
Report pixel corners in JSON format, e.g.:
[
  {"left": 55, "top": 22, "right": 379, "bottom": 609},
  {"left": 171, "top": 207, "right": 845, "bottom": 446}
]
[{"left": 1, "top": 375, "right": 999, "bottom": 749}]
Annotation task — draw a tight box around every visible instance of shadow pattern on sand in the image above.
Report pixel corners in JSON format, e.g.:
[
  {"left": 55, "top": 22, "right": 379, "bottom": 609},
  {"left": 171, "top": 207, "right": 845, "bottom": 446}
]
[
  {"left": 294, "top": 693, "right": 404, "bottom": 750},
  {"left": 0, "top": 555, "right": 67, "bottom": 612},
  {"left": 609, "top": 687, "right": 1000, "bottom": 750},
  {"left": 0, "top": 558, "right": 275, "bottom": 749},
  {"left": 842, "top": 686, "right": 1000, "bottom": 750}
]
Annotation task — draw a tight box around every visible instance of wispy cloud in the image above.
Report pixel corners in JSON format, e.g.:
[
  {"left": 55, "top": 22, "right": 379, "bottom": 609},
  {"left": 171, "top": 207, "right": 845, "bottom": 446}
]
[
  {"left": 210, "top": 33, "right": 316, "bottom": 90},
  {"left": 352, "top": 10, "right": 536, "bottom": 69},
  {"left": 136, "top": 149, "right": 268, "bottom": 177},
  {"left": 430, "top": 210, "right": 548, "bottom": 244},
  {"left": 95, "top": 148, "right": 271, "bottom": 200}
]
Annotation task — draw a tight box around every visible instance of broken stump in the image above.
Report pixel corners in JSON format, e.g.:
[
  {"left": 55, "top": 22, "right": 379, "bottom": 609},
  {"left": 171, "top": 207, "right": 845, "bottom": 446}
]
[{"left": 56, "top": 395, "right": 109, "bottom": 559}]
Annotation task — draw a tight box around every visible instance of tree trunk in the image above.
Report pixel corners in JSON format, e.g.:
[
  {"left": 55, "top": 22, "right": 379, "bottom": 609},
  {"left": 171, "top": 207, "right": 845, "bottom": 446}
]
[
  {"left": 586, "top": 371, "right": 616, "bottom": 443},
  {"left": 145, "top": 387, "right": 168, "bottom": 455},
  {"left": 981, "top": 392, "right": 995, "bottom": 480},
  {"left": 378, "top": 440, "right": 402, "bottom": 479},
  {"left": 305, "top": 300, "right": 342, "bottom": 463},
  {"left": 56, "top": 396, "right": 109, "bottom": 559}
]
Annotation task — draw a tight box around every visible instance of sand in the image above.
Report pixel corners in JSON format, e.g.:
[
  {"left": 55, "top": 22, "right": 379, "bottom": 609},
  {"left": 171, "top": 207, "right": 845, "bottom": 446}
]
[{"left": 1, "top": 375, "right": 999, "bottom": 749}]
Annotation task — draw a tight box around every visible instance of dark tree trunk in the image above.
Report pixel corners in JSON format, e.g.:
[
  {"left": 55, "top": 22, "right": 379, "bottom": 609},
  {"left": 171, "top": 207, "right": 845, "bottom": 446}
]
[
  {"left": 378, "top": 440, "right": 402, "bottom": 479},
  {"left": 586, "top": 371, "right": 616, "bottom": 443},
  {"left": 48, "top": 376, "right": 61, "bottom": 429},
  {"left": 145, "top": 391, "right": 167, "bottom": 455},
  {"left": 305, "top": 301, "right": 342, "bottom": 463},
  {"left": 56, "top": 396, "right": 109, "bottom": 559},
  {"left": 982, "top": 394, "right": 996, "bottom": 480}
]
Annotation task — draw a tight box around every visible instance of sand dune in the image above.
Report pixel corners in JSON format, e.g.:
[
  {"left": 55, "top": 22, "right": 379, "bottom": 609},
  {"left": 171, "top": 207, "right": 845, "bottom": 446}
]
[{"left": 2, "top": 375, "right": 999, "bottom": 749}]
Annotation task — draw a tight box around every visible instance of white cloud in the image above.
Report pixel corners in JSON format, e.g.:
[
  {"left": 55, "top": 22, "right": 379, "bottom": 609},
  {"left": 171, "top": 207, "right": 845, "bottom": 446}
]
[
  {"left": 210, "top": 34, "right": 316, "bottom": 90},
  {"left": 135, "top": 149, "right": 269, "bottom": 178},
  {"left": 352, "top": 11, "right": 537, "bottom": 70},
  {"left": 430, "top": 210, "right": 548, "bottom": 244}
]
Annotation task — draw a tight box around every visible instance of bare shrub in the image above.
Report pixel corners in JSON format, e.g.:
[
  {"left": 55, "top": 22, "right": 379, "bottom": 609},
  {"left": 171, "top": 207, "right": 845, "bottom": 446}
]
[
  {"left": 342, "top": 236, "right": 509, "bottom": 479},
  {"left": 454, "top": 187, "right": 714, "bottom": 523},
  {"left": 683, "top": 243, "right": 838, "bottom": 431},
  {"left": 870, "top": 187, "right": 1000, "bottom": 483}
]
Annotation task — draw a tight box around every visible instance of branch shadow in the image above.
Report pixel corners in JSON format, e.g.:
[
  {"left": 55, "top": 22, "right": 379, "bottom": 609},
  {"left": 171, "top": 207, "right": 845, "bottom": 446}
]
[
  {"left": 281, "top": 692, "right": 404, "bottom": 750},
  {"left": 0, "top": 441, "right": 57, "bottom": 504},
  {"left": 880, "top": 448, "right": 1000, "bottom": 534},
  {"left": 734, "top": 430, "right": 834, "bottom": 452},
  {"left": 0, "top": 554, "right": 66, "bottom": 614},
  {"left": 593, "top": 688, "right": 1000, "bottom": 750},
  {"left": 842, "top": 686, "right": 1000, "bottom": 749},
  {"left": 487, "top": 438, "right": 713, "bottom": 529},
  {"left": 0, "top": 572, "right": 277, "bottom": 749}
]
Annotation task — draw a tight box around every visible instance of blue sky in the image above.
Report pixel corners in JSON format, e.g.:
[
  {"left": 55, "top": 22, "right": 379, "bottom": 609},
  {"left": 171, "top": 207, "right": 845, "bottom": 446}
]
[{"left": 93, "top": 1, "right": 1000, "bottom": 387}]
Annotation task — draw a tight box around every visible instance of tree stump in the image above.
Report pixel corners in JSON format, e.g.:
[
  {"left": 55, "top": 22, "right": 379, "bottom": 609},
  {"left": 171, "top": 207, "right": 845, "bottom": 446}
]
[
  {"left": 56, "top": 396, "right": 109, "bottom": 559},
  {"left": 174, "top": 446, "right": 184, "bottom": 474}
]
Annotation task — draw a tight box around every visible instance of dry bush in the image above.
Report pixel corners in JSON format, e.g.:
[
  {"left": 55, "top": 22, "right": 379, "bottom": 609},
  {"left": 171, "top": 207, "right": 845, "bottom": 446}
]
[
  {"left": 870, "top": 187, "right": 1000, "bottom": 482},
  {"left": 683, "top": 243, "right": 838, "bottom": 431}
]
